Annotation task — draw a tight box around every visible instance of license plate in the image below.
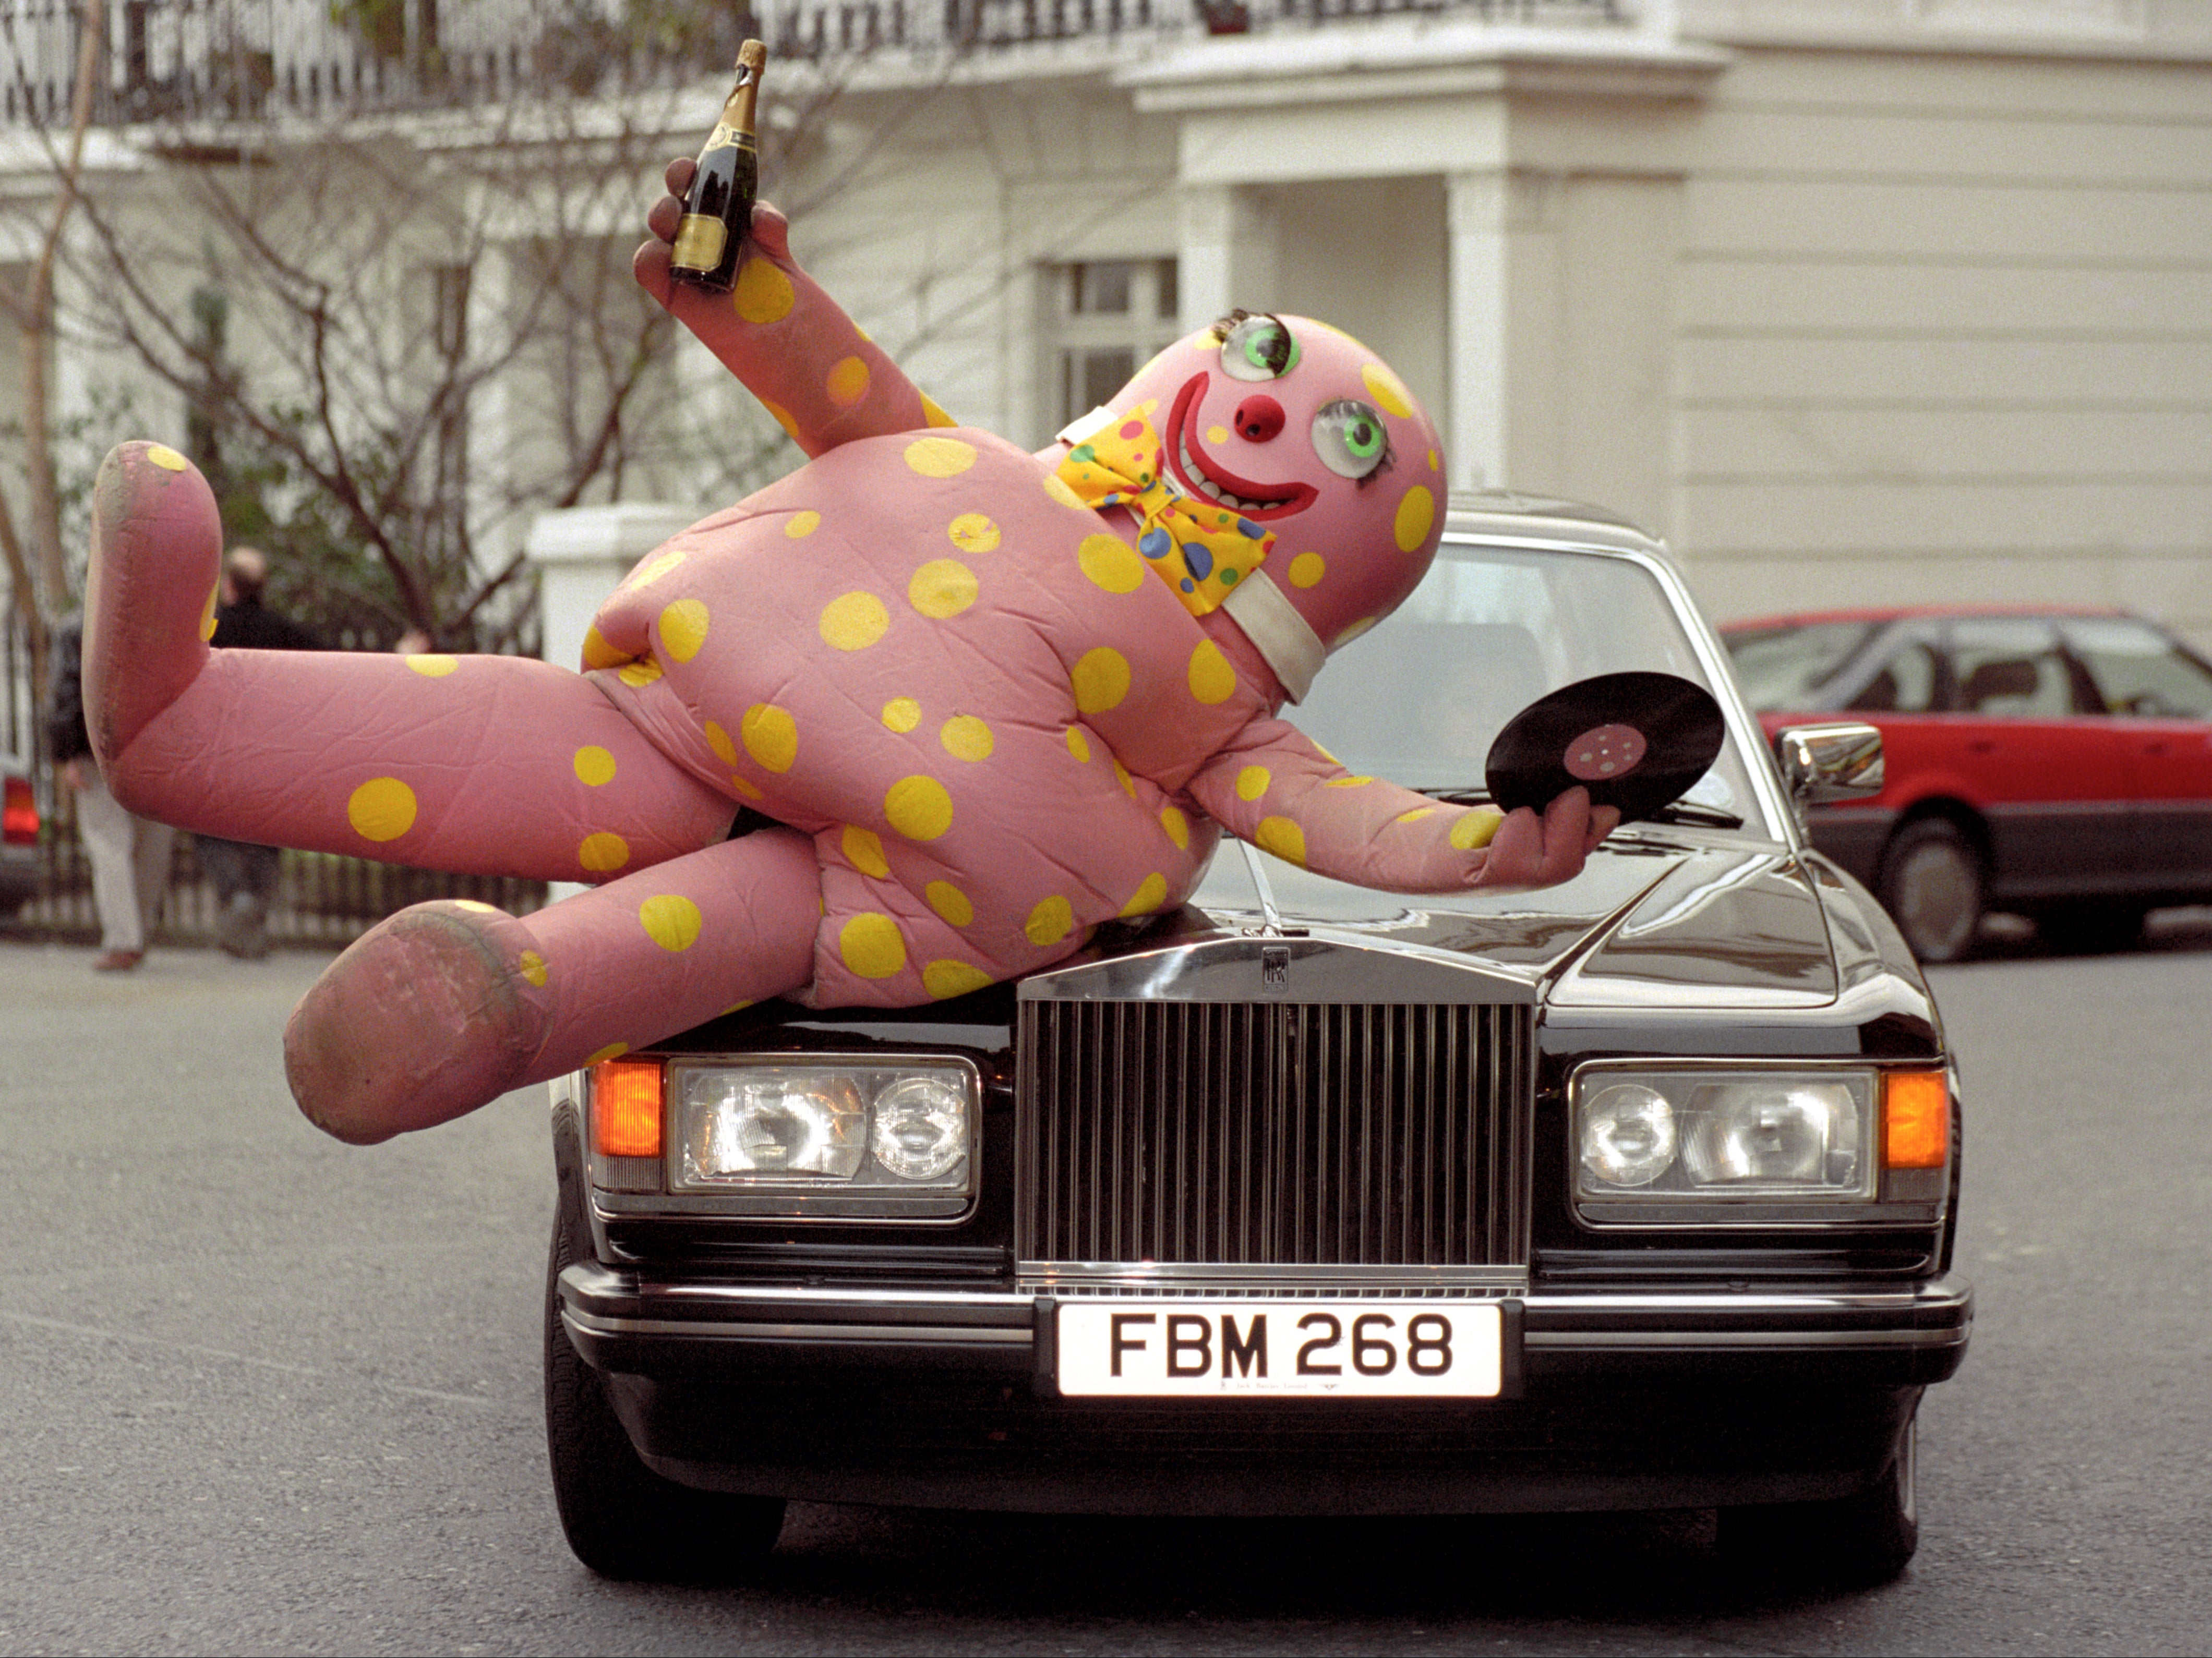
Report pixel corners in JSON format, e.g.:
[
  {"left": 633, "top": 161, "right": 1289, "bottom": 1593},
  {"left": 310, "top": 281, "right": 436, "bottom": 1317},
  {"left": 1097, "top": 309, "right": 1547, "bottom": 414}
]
[{"left": 1055, "top": 1299, "right": 1504, "bottom": 1398}]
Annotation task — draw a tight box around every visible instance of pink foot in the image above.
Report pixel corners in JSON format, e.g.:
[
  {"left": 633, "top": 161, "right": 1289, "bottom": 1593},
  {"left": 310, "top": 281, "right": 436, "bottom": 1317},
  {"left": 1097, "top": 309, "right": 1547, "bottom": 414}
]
[
  {"left": 283, "top": 901, "right": 556, "bottom": 1144},
  {"left": 82, "top": 442, "right": 224, "bottom": 783}
]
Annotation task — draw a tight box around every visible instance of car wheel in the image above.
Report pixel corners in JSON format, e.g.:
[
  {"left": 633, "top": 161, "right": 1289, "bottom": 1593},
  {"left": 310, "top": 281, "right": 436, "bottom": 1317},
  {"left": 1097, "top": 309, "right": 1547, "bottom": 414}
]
[
  {"left": 544, "top": 1200, "right": 786, "bottom": 1581},
  {"left": 2036, "top": 902, "right": 2146, "bottom": 955},
  {"left": 1717, "top": 1418, "right": 1920, "bottom": 1588},
  {"left": 1879, "top": 820, "right": 1983, "bottom": 963}
]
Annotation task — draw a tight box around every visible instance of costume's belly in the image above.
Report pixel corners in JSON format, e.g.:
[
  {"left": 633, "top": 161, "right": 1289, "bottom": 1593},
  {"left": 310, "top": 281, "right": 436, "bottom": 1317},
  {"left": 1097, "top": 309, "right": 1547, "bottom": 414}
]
[{"left": 584, "top": 428, "right": 1244, "bottom": 1005}]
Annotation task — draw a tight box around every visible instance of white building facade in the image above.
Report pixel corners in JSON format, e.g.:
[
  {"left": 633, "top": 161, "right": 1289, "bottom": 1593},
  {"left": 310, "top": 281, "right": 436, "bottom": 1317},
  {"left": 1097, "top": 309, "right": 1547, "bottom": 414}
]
[{"left": 7, "top": 0, "right": 2211, "bottom": 647}]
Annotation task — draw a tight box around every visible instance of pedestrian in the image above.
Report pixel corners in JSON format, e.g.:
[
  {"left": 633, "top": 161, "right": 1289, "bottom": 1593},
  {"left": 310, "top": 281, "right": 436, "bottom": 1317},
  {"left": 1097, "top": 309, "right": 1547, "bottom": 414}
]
[
  {"left": 198, "top": 546, "right": 322, "bottom": 959},
  {"left": 45, "top": 613, "right": 175, "bottom": 972}
]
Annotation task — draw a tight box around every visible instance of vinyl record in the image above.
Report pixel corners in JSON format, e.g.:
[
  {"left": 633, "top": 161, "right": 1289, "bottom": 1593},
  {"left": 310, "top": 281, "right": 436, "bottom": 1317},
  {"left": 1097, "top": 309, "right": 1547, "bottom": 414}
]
[{"left": 1485, "top": 671, "right": 1726, "bottom": 825}]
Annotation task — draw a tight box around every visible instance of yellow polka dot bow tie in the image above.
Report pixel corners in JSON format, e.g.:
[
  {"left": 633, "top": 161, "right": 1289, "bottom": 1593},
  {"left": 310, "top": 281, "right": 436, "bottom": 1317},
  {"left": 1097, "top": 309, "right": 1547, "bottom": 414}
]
[{"left": 1054, "top": 412, "right": 1275, "bottom": 617}]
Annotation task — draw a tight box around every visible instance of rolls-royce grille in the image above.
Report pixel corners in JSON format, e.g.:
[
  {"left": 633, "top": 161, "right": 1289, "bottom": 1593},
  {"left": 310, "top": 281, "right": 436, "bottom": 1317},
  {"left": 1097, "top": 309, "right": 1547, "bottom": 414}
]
[{"left": 1017, "top": 1001, "right": 1533, "bottom": 1269}]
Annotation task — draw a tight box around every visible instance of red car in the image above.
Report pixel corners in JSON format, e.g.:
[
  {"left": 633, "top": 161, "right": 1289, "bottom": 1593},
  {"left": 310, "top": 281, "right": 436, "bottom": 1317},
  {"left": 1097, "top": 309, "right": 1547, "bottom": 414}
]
[{"left": 1721, "top": 606, "right": 2212, "bottom": 961}]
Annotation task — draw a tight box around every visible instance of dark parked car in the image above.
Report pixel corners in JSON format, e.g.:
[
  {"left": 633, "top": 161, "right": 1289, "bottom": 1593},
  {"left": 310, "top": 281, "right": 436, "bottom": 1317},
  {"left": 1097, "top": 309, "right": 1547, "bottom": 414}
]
[
  {"left": 1721, "top": 606, "right": 2212, "bottom": 960},
  {"left": 545, "top": 498, "right": 1967, "bottom": 1587}
]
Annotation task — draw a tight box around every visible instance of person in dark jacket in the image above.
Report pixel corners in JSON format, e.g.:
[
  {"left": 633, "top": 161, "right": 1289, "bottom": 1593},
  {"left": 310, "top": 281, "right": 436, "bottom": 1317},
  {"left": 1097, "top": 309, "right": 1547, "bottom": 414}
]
[
  {"left": 199, "top": 547, "right": 322, "bottom": 958},
  {"left": 46, "top": 614, "right": 174, "bottom": 971}
]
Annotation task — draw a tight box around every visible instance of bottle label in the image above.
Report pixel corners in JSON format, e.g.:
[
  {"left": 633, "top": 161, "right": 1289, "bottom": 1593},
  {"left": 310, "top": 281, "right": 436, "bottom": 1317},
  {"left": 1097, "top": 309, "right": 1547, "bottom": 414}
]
[
  {"left": 672, "top": 214, "right": 728, "bottom": 272},
  {"left": 703, "top": 122, "right": 758, "bottom": 153}
]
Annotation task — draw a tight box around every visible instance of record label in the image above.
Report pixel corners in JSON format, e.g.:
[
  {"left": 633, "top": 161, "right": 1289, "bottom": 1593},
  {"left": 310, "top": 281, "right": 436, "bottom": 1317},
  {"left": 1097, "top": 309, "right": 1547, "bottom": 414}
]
[{"left": 1564, "top": 724, "right": 1647, "bottom": 782}]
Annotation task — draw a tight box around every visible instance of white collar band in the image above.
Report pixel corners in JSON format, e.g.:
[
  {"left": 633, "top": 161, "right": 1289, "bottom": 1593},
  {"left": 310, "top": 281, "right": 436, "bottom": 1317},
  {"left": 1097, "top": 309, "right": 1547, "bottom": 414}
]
[{"left": 1221, "top": 571, "right": 1326, "bottom": 705}]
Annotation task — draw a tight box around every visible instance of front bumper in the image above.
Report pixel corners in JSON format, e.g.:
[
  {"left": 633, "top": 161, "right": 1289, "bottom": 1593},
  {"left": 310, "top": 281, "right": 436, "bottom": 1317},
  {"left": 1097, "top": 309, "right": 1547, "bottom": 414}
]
[{"left": 557, "top": 1266, "right": 1970, "bottom": 1515}]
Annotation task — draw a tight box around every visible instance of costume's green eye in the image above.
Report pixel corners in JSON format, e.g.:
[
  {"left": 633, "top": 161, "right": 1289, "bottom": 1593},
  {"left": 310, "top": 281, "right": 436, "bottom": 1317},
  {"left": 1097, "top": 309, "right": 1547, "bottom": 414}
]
[
  {"left": 1220, "top": 315, "right": 1301, "bottom": 382},
  {"left": 1311, "top": 399, "right": 1391, "bottom": 480}
]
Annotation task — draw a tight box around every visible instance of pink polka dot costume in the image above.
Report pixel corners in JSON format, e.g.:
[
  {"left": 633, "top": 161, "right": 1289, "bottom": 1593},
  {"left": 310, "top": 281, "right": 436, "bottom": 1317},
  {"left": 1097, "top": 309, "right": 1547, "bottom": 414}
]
[{"left": 80, "top": 198, "right": 1610, "bottom": 1145}]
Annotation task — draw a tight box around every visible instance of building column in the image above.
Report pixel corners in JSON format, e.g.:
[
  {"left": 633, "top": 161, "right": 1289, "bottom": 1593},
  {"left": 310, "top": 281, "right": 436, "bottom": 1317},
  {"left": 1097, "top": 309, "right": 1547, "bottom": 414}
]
[
  {"left": 1178, "top": 183, "right": 1279, "bottom": 332},
  {"left": 1444, "top": 169, "right": 1511, "bottom": 493}
]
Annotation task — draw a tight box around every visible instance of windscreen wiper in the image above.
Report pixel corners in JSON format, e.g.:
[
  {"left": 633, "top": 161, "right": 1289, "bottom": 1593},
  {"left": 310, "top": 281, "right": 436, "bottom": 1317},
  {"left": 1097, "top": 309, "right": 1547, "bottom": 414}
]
[
  {"left": 1641, "top": 801, "right": 1744, "bottom": 829},
  {"left": 1422, "top": 786, "right": 1744, "bottom": 831}
]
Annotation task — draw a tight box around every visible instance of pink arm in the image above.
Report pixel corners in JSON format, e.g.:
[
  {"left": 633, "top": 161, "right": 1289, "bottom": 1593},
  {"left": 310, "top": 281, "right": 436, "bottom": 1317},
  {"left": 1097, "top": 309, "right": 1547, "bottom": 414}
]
[
  {"left": 1184, "top": 718, "right": 1615, "bottom": 893},
  {"left": 635, "top": 167, "right": 949, "bottom": 455}
]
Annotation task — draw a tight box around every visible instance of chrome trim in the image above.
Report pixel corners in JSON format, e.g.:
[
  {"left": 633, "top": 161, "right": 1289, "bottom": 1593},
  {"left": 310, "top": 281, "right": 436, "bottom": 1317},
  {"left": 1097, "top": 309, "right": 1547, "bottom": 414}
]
[
  {"left": 1030, "top": 1284, "right": 1522, "bottom": 1301},
  {"left": 558, "top": 1279, "right": 1971, "bottom": 1354},
  {"left": 1018, "top": 930, "right": 1538, "bottom": 1005},
  {"left": 1018, "top": 1001, "right": 1535, "bottom": 1270},
  {"left": 562, "top": 1309, "right": 1031, "bottom": 1345},
  {"left": 1522, "top": 1285, "right": 1970, "bottom": 1314},
  {"left": 630, "top": 1284, "right": 1037, "bottom": 1311},
  {"left": 1020, "top": 1262, "right": 1530, "bottom": 1293},
  {"left": 1523, "top": 1328, "right": 1961, "bottom": 1350},
  {"left": 572, "top": 1282, "right": 1969, "bottom": 1317},
  {"left": 1237, "top": 840, "right": 1290, "bottom": 937},
  {"left": 1775, "top": 722, "right": 1885, "bottom": 805}
]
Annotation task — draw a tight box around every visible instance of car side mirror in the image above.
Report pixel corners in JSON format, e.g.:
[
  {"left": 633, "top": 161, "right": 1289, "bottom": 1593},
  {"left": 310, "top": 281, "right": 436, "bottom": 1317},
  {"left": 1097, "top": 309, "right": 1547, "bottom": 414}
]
[{"left": 1773, "top": 722, "right": 1884, "bottom": 804}]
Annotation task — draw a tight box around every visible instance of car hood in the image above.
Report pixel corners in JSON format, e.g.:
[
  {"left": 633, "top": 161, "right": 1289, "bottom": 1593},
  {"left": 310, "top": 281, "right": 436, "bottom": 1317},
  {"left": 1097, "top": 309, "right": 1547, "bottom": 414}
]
[{"left": 1027, "top": 831, "right": 1838, "bottom": 1009}]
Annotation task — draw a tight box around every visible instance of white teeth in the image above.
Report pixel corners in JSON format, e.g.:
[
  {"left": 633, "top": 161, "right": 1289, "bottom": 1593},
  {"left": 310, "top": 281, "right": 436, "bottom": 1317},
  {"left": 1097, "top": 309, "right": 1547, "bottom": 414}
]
[
  {"left": 1180, "top": 431, "right": 1231, "bottom": 505},
  {"left": 1178, "top": 427, "right": 1270, "bottom": 514}
]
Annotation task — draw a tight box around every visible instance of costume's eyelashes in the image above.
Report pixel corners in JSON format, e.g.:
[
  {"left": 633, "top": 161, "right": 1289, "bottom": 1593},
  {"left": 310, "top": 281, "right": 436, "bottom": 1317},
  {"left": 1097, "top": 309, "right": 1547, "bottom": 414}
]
[{"left": 1210, "top": 310, "right": 1297, "bottom": 378}]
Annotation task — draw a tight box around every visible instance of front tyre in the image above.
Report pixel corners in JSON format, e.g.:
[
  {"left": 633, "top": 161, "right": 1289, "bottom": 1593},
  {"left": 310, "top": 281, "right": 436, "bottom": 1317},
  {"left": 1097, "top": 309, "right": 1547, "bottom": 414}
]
[
  {"left": 1717, "top": 1417, "right": 1919, "bottom": 1588},
  {"left": 544, "top": 1201, "right": 786, "bottom": 1580},
  {"left": 1879, "top": 819, "right": 1983, "bottom": 963}
]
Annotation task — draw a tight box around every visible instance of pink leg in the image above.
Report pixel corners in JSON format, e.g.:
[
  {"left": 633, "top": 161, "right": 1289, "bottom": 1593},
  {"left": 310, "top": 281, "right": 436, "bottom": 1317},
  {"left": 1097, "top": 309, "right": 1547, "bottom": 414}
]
[
  {"left": 285, "top": 827, "right": 824, "bottom": 1143},
  {"left": 84, "top": 441, "right": 734, "bottom": 879}
]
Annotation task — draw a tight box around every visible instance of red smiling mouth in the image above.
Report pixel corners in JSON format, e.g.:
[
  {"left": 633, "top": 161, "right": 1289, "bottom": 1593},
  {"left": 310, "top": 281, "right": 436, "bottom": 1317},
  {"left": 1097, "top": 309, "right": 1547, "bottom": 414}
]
[{"left": 1161, "top": 375, "right": 1319, "bottom": 522}]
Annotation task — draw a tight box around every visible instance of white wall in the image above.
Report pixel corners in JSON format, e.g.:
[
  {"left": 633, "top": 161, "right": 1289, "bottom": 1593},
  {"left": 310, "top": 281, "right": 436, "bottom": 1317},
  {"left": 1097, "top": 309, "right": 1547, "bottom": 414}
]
[{"left": 1665, "top": 40, "right": 2212, "bottom": 648}]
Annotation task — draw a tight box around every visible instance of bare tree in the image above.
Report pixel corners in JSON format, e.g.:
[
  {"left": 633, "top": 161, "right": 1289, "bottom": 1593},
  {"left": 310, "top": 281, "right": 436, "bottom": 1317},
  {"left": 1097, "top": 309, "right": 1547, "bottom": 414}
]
[
  {"left": 0, "top": 0, "right": 103, "bottom": 693},
  {"left": 4, "top": 3, "right": 915, "bottom": 652},
  {"left": 3, "top": 0, "right": 1159, "bottom": 656}
]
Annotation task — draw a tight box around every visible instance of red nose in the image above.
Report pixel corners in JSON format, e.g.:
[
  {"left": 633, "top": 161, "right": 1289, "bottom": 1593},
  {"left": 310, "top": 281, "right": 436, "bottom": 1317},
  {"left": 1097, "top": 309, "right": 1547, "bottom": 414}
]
[{"left": 1233, "top": 395, "right": 1285, "bottom": 443}]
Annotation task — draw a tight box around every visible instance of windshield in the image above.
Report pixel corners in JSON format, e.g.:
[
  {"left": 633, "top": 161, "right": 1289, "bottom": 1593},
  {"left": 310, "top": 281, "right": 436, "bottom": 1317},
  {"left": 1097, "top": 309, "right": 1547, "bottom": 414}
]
[
  {"left": 1292, "top": 538, "right": 1770, "bottom": 834},
  {"left": 1722, "top": 620, "right": 1876, "bottom": 713}
]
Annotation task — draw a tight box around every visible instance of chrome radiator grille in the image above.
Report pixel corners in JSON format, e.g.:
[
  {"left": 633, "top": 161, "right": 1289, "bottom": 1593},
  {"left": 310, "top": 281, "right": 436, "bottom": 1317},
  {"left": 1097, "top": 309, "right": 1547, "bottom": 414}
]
[{"left": 1016, "top": 1001, "right": 1534, "bottom": 1269}]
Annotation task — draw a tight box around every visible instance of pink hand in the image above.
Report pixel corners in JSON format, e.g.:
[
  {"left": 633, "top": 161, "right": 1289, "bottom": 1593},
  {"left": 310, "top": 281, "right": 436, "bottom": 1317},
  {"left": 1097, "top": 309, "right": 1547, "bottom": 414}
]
[{"left": 1466, "top": 786, "right": 1619, "bottom": 890}]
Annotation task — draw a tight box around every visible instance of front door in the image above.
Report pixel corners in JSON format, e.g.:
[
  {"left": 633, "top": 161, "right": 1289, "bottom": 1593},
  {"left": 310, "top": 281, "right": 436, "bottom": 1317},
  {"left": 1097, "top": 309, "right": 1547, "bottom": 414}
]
[
  {"left": 2061, "top": 615, "right": 2212, "bottom": 900},
  {"left": 1938, "top": 617, "right": 2136, "bottom": 903}
]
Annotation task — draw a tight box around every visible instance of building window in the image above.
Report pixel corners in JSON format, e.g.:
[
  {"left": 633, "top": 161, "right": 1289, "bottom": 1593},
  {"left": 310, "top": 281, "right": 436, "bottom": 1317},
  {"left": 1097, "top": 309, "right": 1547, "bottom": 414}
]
[{"left": 1047, "top": 258, "right": 1180, "bottom": 433}]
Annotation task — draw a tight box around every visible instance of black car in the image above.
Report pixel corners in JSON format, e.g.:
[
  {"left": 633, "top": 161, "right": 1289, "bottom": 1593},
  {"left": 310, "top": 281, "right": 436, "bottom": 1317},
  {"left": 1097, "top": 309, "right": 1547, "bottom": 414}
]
[{"left": 545, "top": 497, "right": 1967, "bottom": 1586}]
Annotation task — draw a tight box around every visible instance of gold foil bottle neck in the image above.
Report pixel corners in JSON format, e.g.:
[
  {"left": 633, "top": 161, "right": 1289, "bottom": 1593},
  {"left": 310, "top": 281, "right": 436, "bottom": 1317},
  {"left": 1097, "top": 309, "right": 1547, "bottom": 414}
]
[{"left": 725, "top": 39, "right": 765, "bottom": 135}]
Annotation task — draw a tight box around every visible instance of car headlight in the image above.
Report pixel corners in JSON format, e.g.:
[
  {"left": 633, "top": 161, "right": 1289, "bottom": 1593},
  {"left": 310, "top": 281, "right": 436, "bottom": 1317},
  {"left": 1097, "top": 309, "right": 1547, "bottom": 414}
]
[
  {"left": 1579, "top": 1084, "right": 1677, "bottom": 1188},
  {"left": 1679, "top": 1082, "right": 1860, "bottom": 1189},
  {"left": 682, "top": 1072, "right": 869, "bottom": 1181},
  {"left": 1571, "top": 1064, "right": 1950, "bottom": 1226},
  {"left": 869, "top": 1075, "right": 971, "bottom": 1180},
  {"left": 586, "top": 1053, "right": 981, "bottom": 1219}
]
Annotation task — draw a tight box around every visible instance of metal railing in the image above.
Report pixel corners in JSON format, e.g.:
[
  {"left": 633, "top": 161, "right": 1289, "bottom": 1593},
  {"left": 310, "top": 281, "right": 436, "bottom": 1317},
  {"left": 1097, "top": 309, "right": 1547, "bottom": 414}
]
[
  {"left": 1, "top": 0, "right": 1631, "bottom": 127},
  {"left": 11, "top": 791, "right": 546, "bottom": 949}
]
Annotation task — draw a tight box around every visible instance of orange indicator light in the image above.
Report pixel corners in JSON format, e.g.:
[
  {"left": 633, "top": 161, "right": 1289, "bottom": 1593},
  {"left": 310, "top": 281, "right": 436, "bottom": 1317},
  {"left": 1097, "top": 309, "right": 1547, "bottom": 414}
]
[
  {"left": 1882, "top": 1070, "right": 1948, "bottom": 1169},
  {"left": 594, "top": 1059, "right": 665, "bottom": 1158}
]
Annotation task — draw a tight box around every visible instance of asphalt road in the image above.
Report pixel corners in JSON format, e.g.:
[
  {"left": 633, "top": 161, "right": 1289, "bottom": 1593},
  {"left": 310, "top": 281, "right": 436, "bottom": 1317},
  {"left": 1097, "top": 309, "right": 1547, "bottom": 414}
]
[{"left": 2, "top": 918, "right": 2208, "bottom": 1655}]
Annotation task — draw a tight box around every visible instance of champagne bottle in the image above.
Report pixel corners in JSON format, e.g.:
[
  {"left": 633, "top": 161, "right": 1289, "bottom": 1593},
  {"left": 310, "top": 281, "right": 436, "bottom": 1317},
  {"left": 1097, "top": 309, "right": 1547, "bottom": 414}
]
[{"left": 670, "top": 40, "right": 765, "bottom": 293}]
